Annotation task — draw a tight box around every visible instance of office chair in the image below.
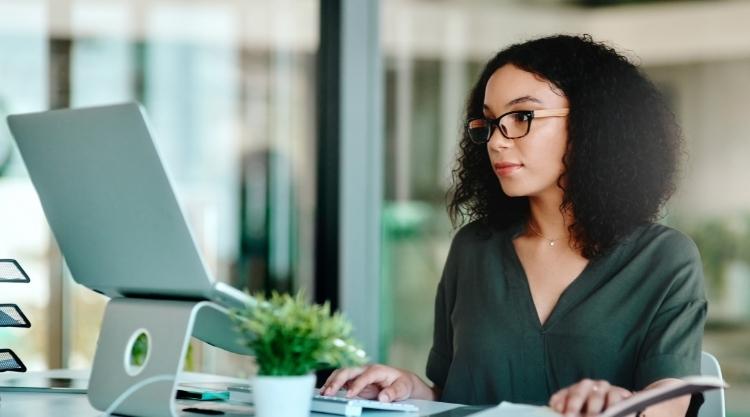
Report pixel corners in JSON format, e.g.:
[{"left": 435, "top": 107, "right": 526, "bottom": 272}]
[{"left": 700, "top": 351, "right": 726, "bottom": 417}]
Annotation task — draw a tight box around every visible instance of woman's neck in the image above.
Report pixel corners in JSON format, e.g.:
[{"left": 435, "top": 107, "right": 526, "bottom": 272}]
[{"left": 526, "top": 192, "right": 573, "bottom": 245}]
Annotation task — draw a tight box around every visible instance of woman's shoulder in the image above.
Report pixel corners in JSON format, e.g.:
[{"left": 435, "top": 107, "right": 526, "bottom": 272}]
[
  {"left": 450, "top": 219, "right": 519, "bottom": 248},
  {"left": 442, "top": 219, "right": 510, "bottom": 266},
  {"left": 451, "top": 219, "right": 490, "bottom": 243},
  {"left": 626, "top": 222, "right": 701, "bottom": 260},
  {"left": 619, "top": 222, "right": 705, "bottom": 299}
]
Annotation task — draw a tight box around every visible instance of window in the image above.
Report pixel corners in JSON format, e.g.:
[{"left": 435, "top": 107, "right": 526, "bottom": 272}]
[
  {"left": 0, "top": 0, "right": 318, "bottom": 376},
  {"left": 379, "top": 2, "right": 750, "bottom": 416}
]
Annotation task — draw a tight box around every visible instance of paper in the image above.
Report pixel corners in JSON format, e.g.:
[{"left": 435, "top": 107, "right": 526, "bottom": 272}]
[
  {"left": 464, "top": 375, "right": 726, "bottom": 417},
  {"left": 468, "top": 402, "right": 560, "bottom": 417}
]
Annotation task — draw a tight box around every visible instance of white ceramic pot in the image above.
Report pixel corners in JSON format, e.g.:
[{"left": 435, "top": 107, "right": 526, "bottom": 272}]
[{"left": 253, "top": 373, "right": 316, "bottom": 417}]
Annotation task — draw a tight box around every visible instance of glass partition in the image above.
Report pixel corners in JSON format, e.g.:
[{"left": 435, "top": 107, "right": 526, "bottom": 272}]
[
  {"left": 0, "top": 0, "right": 318, "bottom": 376},
  {"left": 380, "top": 2, "right": 750, "bottom": 416}
]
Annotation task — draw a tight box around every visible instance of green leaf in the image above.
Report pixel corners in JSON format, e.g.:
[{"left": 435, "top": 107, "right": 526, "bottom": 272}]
[{"left": 231, "top": 291, "right": 368, "bottom": 376}]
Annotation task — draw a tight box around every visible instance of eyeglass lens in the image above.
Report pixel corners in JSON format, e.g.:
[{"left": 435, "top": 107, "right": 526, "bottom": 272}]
[{"left": 467, "top": 112, "right": 531, "bottom": 143}]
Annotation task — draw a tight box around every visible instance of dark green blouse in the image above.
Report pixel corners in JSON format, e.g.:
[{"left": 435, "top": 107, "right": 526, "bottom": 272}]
[{"left": 426, "top": 220, "right": 707, "bottom": 406}]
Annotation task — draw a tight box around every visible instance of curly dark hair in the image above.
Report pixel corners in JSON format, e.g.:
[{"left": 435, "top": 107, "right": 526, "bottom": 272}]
[{"left": 448, "top": 34, "right": 683, "bottom": 259}]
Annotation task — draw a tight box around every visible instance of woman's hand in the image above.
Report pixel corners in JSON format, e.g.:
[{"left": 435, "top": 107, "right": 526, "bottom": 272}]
[
  {"left": 549, "top": 379, "right": 633, "bottom": 417},
  {"left": 320, "top": 364, "right": 437, "bottom": 403}
]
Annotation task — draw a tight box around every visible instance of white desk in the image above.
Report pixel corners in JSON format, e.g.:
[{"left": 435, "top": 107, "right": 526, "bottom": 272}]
[
  {"left": 0, "top": 371, "right": 467, "bottom": 417},
  {"left": 0, "top": 391, "right": 466, "bottom": 417}
]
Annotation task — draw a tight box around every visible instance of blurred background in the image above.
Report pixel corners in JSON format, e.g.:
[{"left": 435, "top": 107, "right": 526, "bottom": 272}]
[{"left": 0, "top": 0, "right": 748, "bottom": 416}]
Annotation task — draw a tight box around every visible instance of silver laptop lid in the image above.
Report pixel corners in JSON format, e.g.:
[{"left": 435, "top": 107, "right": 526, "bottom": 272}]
[{"left": 7, "top": 103, "right": 215, "bottom": 300}]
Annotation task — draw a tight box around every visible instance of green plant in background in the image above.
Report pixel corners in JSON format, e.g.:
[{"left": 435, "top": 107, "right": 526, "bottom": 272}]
[
  {"left": 129, "top": 332, "right": 195, "bottom": 371},
  {"left": 233, "top": 292, "right": 367, "bottom": 376},
  {"left": 130, "top": 333, "right": 149, "bottom": 367},
  {"left": 673, "top": 213, "right": 750, "bottom": 296}
]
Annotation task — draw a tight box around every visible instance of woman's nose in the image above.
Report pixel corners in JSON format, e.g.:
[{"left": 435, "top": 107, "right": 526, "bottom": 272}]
[{"left": 487, "top": 128, "right": 513, "bottom": 150}]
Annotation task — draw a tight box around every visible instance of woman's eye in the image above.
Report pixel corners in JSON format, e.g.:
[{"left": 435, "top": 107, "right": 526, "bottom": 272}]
[{"left": 512, "top": 112, "right": 529, "bottom": 122}]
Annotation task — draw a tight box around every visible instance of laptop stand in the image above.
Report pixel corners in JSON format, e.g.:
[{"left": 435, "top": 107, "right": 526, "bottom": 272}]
[{"left": 88, "top": 298, "right": 252, "bottom": 417}]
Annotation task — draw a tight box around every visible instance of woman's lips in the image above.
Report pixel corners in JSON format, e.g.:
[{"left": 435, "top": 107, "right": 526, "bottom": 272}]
[{"left": 493, "top": 162, "right": 523, "bottom": 176}]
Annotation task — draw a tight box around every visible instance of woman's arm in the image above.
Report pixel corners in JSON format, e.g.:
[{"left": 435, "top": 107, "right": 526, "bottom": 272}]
[{"left": 408, "top": 373, "right": 441, "bottom": 401}]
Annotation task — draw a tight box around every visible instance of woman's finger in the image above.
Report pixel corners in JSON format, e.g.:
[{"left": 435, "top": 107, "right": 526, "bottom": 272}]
[
  {"left": 320, "top": 369, "right": 340, "bottom": 393},
  {"left": 321, "top": 367, "right": 366, "bottom": 396},
  {"left": 345, "top": 366, "right": 396, "bottom": 398},
  {"left": 604, "top": 389, "right": 624, "bottom": 410},
  {"left": 563, "top": 379, "right": 594, "bottom": 416},
  {"left": 549, "top": 388, "right": 569, "bottom": 413},
  {"left": 356, "top": 383, "right": 381, "bottom": 400},
  {"left": 583, "top": 381, "right": 609, "bottom": 417},
  {"left": 604, "top": 387, "right": 633, "bottom": 408},
  {"left": 378, "top": 377, "right": 412, "bottom": 402},
  {"left": 321, "top": 369, "right": 342, "bottom": 394}
]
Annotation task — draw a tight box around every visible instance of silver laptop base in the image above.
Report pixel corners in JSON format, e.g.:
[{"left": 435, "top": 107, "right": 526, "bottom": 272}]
[{"left": 87, "top": 298, "right": 252, "bottom": 417}]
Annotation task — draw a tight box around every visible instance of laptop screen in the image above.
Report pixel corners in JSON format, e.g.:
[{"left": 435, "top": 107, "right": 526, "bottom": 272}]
[{"left": 8, "top": 103, "right": 216, "bottom": 301}]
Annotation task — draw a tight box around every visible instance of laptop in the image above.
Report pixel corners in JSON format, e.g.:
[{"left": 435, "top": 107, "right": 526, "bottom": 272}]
[{"left": 6, "top": 102, "right": 253, "bottom": 310}]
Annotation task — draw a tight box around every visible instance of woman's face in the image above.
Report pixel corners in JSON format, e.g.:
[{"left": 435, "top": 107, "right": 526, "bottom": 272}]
[{"left": 483, "top": 64, "right": 569, "bottom": 198}]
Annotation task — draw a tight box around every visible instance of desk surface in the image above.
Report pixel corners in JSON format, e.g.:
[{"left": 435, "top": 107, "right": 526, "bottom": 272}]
[
  {"left": 0, "top": 370, "right": 467, "bottom": 417},
  {"left": 0, "top": 391, "right": 467, "bottom": 417}
]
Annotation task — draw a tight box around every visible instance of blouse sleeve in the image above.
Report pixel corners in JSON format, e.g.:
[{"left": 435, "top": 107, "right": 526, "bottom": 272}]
[
  {"left": 634, "top": 233, "right": 708, "bottom": 390},
  {"left": 425, "top": 235, "right": 459, "bottom": 390}
]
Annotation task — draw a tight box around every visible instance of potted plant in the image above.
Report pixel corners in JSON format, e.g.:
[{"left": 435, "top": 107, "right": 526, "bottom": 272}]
[{"left": 233, "top": 292, "right": 367, "bottom": 417}]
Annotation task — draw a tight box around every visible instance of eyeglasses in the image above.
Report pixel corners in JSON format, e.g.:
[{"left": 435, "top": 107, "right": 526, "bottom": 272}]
[{"left": 466, "top": 108, "right": 569, "bottom": 144}]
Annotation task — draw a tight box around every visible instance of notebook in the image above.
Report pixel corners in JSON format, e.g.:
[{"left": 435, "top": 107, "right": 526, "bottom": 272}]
[{"left": 468, "top": 376, "right": 727, "bottom": 417}]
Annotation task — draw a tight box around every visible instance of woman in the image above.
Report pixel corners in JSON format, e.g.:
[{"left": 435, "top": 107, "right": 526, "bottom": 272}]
[{"left": 321, "top": 34, "right": 706, "bottom": 417}]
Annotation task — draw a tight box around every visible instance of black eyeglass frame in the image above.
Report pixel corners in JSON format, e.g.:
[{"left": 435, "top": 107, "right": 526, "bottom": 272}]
[{"left": 466, "top": 108, "right": 570, "bottom": 144}]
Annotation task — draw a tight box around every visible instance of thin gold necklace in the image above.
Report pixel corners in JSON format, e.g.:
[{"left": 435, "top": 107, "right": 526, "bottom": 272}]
[{"left": 527, "top": 221, "right": 562, "bottom": 247}]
